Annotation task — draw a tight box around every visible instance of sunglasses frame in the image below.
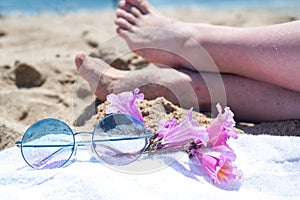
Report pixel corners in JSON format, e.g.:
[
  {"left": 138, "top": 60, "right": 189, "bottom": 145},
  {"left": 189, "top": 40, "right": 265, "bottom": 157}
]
[{"left": 16, "top": 113, "right": 152, "bottom": 169}]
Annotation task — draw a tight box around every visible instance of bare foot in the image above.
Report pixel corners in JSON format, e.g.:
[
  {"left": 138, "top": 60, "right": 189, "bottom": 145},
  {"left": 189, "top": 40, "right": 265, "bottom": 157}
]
[
  {"left": 75, "top": 52, "right": 206, "bottom": 109},
  {"left": 75, "top": 53, "right": 300, "bottom": 121},
  {"left": 115, "top": 0, "right": 197, "bottom": 69},
  {"left": 75, "top": 52, "right": 125, "bottom": 100}
]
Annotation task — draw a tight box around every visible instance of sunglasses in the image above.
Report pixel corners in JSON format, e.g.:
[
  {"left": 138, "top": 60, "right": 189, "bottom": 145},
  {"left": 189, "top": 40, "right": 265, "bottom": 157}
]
[{"left": 15, "top": 113, "right": 152, "bottom": 169}]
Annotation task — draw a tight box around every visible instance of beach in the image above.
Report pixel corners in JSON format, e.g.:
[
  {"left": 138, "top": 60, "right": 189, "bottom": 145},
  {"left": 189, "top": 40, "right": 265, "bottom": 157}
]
[{"left": 0, "top": 6, "right": 300, "bottom": 150}]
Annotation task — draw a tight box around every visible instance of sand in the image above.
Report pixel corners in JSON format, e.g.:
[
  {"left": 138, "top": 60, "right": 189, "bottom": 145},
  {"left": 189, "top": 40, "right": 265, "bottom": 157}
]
[{"left": 0, "top": 7, "right": 299, "bottom": 150}]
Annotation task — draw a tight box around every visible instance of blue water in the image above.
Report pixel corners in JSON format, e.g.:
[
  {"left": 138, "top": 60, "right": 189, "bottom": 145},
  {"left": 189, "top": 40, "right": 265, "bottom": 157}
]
[{"left": 1, "top": 0, "right": 300, "bottom": 15}]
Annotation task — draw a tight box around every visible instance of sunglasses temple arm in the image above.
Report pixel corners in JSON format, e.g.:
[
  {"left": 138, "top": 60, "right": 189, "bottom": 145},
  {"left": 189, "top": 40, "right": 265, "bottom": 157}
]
[
  {"left": 92, "top": 135, "right": 151, "bottom": 143},
  {"left": 73, "top": 130, "right": 152, "bottom": 143},
  {"left": 15, "top": 132, "right": 153, "bottom": 146},
  {"left": 14, "top": 131, "right": 93, "bottom": 147},
  {"left": 32, "top": 143, "right": 75, "bottom": 167},
  {"left": 16, "top": 141, "right": 74, "bottom": 166}
]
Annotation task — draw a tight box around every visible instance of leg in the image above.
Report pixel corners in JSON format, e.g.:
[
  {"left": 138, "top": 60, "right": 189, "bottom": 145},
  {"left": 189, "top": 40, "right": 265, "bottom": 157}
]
[
  {"left": 199, "top": 21, "right": 300, "bottom": 93},
  {"left": 116, "top": 0, "right": 300, "bottom": 92},
  {"left": 75, "top": 54, "right": 300, "bottom": 121}
]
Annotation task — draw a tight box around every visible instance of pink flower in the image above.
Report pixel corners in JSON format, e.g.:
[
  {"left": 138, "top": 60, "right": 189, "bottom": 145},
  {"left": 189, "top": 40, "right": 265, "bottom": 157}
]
[
  {"left": 206, "top": 104, "right": 237, "bottom": 147},
  {"left": 156, "top": 109, "right": 208, "bottom": 149},
  {"left": 190, "top": 146, "right": 242, "bottom": 184},
  {"left": 188, "top": 104, "right": 241, "bottom": 184},
  {"left": 106, "top": 88, "right": 144, "bottom": 124}
]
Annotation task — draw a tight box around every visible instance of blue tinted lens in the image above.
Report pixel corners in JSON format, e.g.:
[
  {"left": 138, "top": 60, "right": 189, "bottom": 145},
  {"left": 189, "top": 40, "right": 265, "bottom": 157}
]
[
  {"left": 21, "top": 118, "right": 75, "bottom": 169},
  {"left": 92, "top": 113, "right": 148, "bottom": 165}
]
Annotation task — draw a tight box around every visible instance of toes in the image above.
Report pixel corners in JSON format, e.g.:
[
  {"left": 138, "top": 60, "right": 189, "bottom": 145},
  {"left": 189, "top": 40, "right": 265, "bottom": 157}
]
[
  {"left": 125, "top": 0, "right": 151, "bottom": 14},
  {"left": 116, "top": 8, "right": 137, "bottom": 25},
  {"left": 75, "top": 55, "right": 110, "bottom": 101},
  {"left": 115, "top": 17, "right": 133, "bottom": 30},
  {"left": 118, "top": 0, "right": 126, "bottom": 9},
  {"left": 130, "top": 6, "right": 142, "bottom": 17},
  {"left": 116, "top": 27, "right": 124, "bottom": 35},
  {"left": 119, "top": 1, "right": 142, "bottom": 17},
  {"left": 75, "top": 52, "right": 86, "bottom": 70}
]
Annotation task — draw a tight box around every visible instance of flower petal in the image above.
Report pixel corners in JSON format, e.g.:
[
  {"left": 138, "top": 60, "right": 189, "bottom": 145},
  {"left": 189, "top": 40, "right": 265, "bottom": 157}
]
[
  {"left": 191, "top": 148, "right": 241, "bottom": 184},
  {"left": 206, "top": 104, "right": 237, "bottom": 147},
  {"left": 216, "top": 161, "right": 242, "bottom": 184},
  {"left": 106, "top": 88, "right": 144, "bottom": 123},
  {"left": 156, "top": 109, "right": 207, "bottom": 149}
]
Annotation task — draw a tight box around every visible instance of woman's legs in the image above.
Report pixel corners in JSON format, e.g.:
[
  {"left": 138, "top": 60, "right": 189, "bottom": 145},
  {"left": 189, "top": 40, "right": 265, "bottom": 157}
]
[
  {"left": 75, "top": 0, "right": 300, "bottom": 121},
  {"left": 115, "top": 0, "right": 300, "bottom": 92},
  {"left": 75, "top": 54, "right": 300, "bottom": 121}
]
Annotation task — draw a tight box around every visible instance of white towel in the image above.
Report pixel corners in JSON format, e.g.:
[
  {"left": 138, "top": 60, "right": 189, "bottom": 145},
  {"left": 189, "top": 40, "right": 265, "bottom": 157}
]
[{"left": 0, "top": 134, "right": 299, "bottom": 200}]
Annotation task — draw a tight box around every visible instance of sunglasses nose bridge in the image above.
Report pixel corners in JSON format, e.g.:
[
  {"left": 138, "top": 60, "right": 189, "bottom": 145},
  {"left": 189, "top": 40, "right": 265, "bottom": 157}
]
[
  {"left": 73, "top": 131, "right": 95, "bottom": 158},
  {"left": 73, "top": 131, "right": 93, "bottom": 136},
  {"left": 73, "top": 131, "right": 93, "bottom": 145}
]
